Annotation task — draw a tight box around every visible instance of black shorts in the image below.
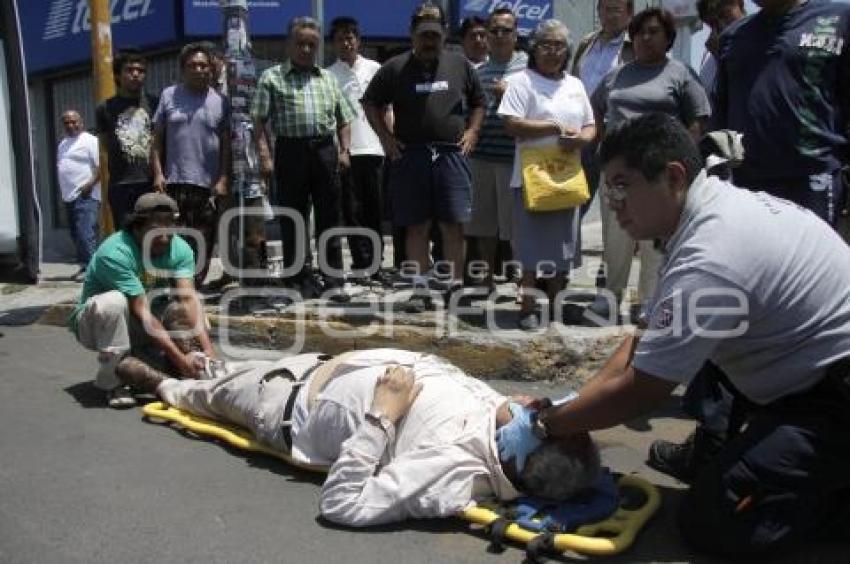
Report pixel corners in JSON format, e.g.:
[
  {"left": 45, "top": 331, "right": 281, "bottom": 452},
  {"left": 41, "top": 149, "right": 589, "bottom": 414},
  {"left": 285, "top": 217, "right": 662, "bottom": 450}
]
[{"left": 387, "top": 145, "right": 472, "bottom": 226}]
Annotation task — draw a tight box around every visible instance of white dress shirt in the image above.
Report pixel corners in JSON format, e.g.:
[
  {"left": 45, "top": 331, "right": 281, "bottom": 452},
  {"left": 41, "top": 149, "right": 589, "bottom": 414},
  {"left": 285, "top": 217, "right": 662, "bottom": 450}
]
[
  {"left": 57, "top": 131, "right": 101, "bottom": 202},
  {"left": 159, "top": 348, "right": 519, "bottom": 527},
  {"left": 302, "top": 349, "right": 519, "bottom": 526},
  {"left": 327, "top": 56, "right": 385, "bottom": 157}
]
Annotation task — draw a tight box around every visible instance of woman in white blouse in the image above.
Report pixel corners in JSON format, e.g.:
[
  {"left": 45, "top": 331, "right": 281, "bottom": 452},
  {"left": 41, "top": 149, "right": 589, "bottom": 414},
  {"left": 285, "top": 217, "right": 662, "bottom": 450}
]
[{"left": 498, "top": 20, "right": 596, "bottom": 330}]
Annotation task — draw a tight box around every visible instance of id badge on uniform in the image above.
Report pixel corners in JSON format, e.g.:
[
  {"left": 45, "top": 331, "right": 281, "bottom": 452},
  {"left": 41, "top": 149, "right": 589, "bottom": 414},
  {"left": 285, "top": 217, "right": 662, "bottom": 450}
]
[{"left": 415, "top": 81, "right": 449, "bottom": 94}]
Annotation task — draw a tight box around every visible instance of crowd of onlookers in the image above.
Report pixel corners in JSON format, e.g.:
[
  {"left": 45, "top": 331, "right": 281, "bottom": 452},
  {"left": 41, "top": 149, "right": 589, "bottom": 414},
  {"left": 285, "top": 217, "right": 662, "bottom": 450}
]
[{"left": 57, "top": 0, "right": 849, "bottom": 328}]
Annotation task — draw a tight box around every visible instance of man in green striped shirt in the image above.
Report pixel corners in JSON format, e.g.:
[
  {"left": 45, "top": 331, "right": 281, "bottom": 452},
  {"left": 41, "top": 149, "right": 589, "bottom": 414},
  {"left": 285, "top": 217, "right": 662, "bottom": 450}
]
[{"left": 251, "top": 16, "right": 357, "bottom": 300}]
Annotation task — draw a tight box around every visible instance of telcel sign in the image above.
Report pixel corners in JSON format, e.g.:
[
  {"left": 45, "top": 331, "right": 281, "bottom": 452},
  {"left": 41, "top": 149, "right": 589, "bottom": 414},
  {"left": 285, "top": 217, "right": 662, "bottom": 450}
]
[
  {"left": 460, "top": 0, "right": 552, "bottom": 36},
  {"left": 21, "top": 0, "right": 177, "bottom": 74},
  {"left": 44, "top": 0, "right": 154, "bottom": 39}
]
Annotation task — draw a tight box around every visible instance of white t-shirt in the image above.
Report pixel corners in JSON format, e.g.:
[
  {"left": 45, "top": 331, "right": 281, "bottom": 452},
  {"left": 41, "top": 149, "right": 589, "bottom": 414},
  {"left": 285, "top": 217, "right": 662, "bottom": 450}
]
[
  {"left": 497, "top": 69, "right": 595, "bottom": 187},
  {"left": 634, "top": 172, "right": 850, "bottom": 404},
  {"left": 327, "top": 56, "right": 385, "bottom": 157},
  {"left": 56, "top": 131, "right": 100, "bottom": 202}
]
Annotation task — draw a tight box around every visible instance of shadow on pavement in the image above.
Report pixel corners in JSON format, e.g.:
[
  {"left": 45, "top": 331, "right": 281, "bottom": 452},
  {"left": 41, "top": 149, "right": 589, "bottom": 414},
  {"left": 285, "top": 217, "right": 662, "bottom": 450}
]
[
  {"left": 64, "top": 380, "right": 106, "bottom": 409},
  {"left": 0, "top": 305, "right": 48, "bottom": 326}
]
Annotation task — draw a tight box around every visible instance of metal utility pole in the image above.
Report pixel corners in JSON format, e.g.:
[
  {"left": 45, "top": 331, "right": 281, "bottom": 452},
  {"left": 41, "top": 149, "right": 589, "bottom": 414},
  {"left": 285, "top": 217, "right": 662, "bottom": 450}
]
[
  {"left": 89, "top": 0, "right": 116, "bottom": 234},
  {"left": 312, "top": 0, "right": 324, "bottom": 64},
  {"left": 221, "top": 0, "right": 266, "bottom": 283}
]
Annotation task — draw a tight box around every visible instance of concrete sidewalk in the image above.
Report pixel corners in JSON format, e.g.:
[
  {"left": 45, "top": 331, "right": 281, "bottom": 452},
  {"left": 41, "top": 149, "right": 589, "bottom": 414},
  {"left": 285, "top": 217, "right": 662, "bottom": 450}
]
[{"left": 0, "top": 205, "right": 643, "bottom": 383}]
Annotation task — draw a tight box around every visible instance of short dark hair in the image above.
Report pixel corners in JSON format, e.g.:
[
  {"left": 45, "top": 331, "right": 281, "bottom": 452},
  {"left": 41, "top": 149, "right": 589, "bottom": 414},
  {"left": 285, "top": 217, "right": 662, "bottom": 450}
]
[
  {"left": 460, "top": 16, "right": 487, "bottom": 39},
  {"left": 410, "top": 1, "right": 446, "bottom": 32},
  {"left": 628, "top": 7, "right": 677, "bottom": 51},
  {"left": 598, "top": 0, "right": 634, "bottom": 13},
  {"left": 330, "top": 16, "right": 360, "bottom": 39},
  {"left": 179, "top": 42, "right": 212, "bottom": 69},
  {"left": 489, "top": 7, "right": 517, "bottom": 29},
  {"left": 697, "top": 0, "right": 744, "bottom": 22},
  {"left": 197, "top": 40, "right": 223, "bottom": 59},
  {"left": 599, "top": 113, "right": 703, "bottom": 185},
  {"left": 112, "top": 47, "right": 146, "bottom": 79}
]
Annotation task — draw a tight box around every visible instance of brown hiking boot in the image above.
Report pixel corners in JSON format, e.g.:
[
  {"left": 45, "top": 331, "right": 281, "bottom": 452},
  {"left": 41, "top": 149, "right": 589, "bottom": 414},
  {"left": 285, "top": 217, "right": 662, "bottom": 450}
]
[{"left": 115, "top": 356, "right": 170, "bottom": 394}]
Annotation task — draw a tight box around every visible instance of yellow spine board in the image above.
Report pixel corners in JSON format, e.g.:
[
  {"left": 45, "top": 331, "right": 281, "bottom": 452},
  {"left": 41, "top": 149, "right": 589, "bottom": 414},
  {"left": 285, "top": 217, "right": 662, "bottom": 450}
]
[{"left": 141, "top": 401, "right": 660, "bottom": 556}]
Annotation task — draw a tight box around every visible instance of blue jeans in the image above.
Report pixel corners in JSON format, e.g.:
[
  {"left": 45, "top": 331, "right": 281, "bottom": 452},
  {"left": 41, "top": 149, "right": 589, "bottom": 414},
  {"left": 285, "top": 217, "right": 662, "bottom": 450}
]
[{"left": 66, "top": 195, "right": 100, "bottom": 266}]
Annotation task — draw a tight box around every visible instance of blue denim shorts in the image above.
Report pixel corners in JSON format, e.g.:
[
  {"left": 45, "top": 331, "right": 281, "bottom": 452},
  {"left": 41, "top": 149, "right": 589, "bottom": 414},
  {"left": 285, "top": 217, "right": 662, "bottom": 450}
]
[{"left": 387, "top": 145, "right": 472, "bottom": 226}]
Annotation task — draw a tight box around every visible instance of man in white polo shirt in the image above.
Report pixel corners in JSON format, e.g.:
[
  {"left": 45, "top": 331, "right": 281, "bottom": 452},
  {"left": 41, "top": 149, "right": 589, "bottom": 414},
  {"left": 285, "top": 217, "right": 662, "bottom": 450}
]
[
  {"left": 327, "top": 17, "right": 389, "bottom": 283},
  {"left": 57, "top": 110, "right": 101, "bottom": 281},
  {"left": 497, "top": 114, "right": 850, "bottom": 557}
]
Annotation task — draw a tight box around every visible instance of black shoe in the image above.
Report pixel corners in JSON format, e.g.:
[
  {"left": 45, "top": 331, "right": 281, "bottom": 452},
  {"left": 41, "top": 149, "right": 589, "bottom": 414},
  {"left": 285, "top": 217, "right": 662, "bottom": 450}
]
[
  {"left": 404, "top": 293, "right": 434, "bottom": 313},
  {"left": 323, "top": 277, "right": 351, "bottom": 303},
  {"left": 371, "top": 269, "right": 396, "bottom": 287},
  {"left": 299, "top": 272, "right": 324, "bottom": 299},
  {"left": 647, "top": 429, "right": 724, "bottom": 484}
]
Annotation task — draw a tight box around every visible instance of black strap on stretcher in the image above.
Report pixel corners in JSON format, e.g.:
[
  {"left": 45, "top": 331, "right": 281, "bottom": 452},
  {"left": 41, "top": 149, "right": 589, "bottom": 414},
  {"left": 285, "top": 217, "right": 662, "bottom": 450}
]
[
  {"left": 485, "top": 517, "right": 511, "bottom": 554},
  {"left": 525, "top": 531, "right": 557, "bottom": 563}
]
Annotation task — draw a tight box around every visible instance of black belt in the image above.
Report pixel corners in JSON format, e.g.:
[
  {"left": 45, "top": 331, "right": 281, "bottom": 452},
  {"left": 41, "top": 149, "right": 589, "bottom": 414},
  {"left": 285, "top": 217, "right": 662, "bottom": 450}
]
[
  {"left": 719, "top": 357, "right": 850, "bottom": 438},
  {"left": 277, "top": 135, "right": 334, "bottom": 149},
  {"left": 403, "top": 142, "right": 461, "bottom": 154},
  {"left": 273, "top": 359, "right": 328, "bottom": 452}
]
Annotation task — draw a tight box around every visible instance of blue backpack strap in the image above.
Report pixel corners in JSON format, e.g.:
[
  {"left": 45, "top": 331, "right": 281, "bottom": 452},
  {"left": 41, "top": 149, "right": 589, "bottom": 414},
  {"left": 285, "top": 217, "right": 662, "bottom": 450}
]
[{"left": 512, "top": 497, "right": 556, "bottom": 531}]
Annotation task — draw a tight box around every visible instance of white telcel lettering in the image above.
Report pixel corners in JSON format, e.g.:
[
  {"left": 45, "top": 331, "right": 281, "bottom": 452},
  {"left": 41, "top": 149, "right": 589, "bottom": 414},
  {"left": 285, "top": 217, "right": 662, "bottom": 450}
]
[
  {"left": 487, "top": 0, "right": 552, "bottom": 21},
  {"left": 72, "top": 0, "right": 152, "bottom": 34}
]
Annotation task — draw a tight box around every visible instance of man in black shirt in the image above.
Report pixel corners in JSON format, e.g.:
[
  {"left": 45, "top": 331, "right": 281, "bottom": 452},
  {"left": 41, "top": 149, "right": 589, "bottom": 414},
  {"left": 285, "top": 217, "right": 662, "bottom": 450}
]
[
  {"left": 96, "top": 48, "right": 159, "bottom": 228},
  {"left": 362, "top": 3, "right": 485, "bottom": 309}
]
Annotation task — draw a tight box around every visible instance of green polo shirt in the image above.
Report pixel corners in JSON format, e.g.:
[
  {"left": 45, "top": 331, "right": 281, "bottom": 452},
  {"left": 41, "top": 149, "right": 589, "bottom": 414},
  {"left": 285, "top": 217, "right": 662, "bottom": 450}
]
[
  {"left": 251, "top": 59, "right": 357, "bottom": 139},
  {"left": 69, "top": 230, "right": 195, "bottom": 333}
]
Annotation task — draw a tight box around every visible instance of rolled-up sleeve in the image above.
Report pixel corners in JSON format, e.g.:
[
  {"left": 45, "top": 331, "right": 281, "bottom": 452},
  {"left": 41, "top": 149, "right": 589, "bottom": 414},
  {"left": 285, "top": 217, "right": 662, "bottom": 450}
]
[
  {"left": 319, "top": 424, "right": 479, "bottom": 527},
  {"left": 250, "top": 70, "right": 272, "bottom": 122}
]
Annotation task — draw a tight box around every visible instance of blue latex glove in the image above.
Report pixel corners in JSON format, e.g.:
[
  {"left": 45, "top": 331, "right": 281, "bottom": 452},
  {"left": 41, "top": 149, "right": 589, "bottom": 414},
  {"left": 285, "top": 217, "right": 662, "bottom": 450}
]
[{"left": 496, "top": 402, "right": 542, "bottom": 473}]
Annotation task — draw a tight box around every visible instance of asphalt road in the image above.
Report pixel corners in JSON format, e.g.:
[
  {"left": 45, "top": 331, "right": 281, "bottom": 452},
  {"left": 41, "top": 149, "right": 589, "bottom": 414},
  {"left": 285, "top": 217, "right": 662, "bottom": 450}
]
[{"left": 0, "top": 325, "right": 844, "bottom": 563}]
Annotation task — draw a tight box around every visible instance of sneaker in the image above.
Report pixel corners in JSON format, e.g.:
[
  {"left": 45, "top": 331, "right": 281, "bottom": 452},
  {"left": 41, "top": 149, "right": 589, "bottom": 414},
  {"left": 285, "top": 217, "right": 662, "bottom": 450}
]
[
  {"left": 106, "top": 385, "right": 137, "bottom": 409},
  {"left": 647, "top": 429, "right": 724, "bottom": 484}
]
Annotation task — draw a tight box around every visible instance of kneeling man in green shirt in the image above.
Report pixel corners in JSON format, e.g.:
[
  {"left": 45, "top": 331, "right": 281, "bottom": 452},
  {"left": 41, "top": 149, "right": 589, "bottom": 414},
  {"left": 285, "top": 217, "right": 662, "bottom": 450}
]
[{"left": 70, "top": 193, "right": 216, "bottom": 408}]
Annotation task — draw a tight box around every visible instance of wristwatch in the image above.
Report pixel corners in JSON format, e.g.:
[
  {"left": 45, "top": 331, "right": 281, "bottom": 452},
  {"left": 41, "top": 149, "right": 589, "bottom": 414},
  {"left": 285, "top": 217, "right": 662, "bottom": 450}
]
[
  {"left": 532, "top": 410, "right": 550, "bottom": 440},
  {"left": 365, "top": 409, "right": 395, "bottom": 438}
]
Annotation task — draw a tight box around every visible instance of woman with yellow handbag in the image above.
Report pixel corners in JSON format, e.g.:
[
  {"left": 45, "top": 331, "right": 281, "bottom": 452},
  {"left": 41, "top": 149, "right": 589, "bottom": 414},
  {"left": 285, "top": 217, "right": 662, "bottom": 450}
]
[{"left": 498, "top": 19, "right": 596, "bottom": 330}]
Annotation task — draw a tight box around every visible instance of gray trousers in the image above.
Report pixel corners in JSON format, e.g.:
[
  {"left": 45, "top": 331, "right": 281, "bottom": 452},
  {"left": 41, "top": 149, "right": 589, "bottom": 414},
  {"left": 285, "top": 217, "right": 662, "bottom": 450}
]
[
  {"left": 157, "top": 354, "right": 323, "bottom": 452},
  {"left": 75, "top": 290, "right": 191, "bottom": 390}
]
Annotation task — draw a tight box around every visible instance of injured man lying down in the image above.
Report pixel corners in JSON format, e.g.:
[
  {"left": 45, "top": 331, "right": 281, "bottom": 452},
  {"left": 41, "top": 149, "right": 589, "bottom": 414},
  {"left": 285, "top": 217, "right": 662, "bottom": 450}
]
[{"left": 117, "top": 342, "right": 600, "bottom": 527}]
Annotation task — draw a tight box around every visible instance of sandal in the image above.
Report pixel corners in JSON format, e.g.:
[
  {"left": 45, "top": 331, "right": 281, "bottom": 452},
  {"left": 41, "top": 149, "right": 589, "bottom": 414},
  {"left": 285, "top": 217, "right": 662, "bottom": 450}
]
[{"left": 107, "top": 385, "right": 137, "bottom": 409}]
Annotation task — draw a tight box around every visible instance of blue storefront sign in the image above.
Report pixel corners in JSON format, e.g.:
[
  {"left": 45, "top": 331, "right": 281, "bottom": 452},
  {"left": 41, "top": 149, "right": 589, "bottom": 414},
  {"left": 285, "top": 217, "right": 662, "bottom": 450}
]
[
  {"left": 184, "top": 0, "right": 422, "bottom": 37},
  {"left": 458, "top": 0, "right": 553, "bottom": 35},
  {"left": 20, "top": 0, "right": 178, "bottom": 74}
]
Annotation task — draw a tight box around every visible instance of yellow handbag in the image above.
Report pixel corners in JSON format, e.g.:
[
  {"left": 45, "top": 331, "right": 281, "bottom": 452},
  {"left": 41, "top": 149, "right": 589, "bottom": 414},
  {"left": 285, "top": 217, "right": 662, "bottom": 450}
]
[{"left": 520, "top": 145, "right": 590, "bottom": 212}]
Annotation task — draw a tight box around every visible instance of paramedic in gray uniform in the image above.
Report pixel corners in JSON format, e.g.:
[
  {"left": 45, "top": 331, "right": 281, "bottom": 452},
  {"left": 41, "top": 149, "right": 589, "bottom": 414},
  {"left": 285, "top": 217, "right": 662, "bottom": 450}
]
[{"left": 497, "top": 114, "right": 850, "bottom": 557}]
